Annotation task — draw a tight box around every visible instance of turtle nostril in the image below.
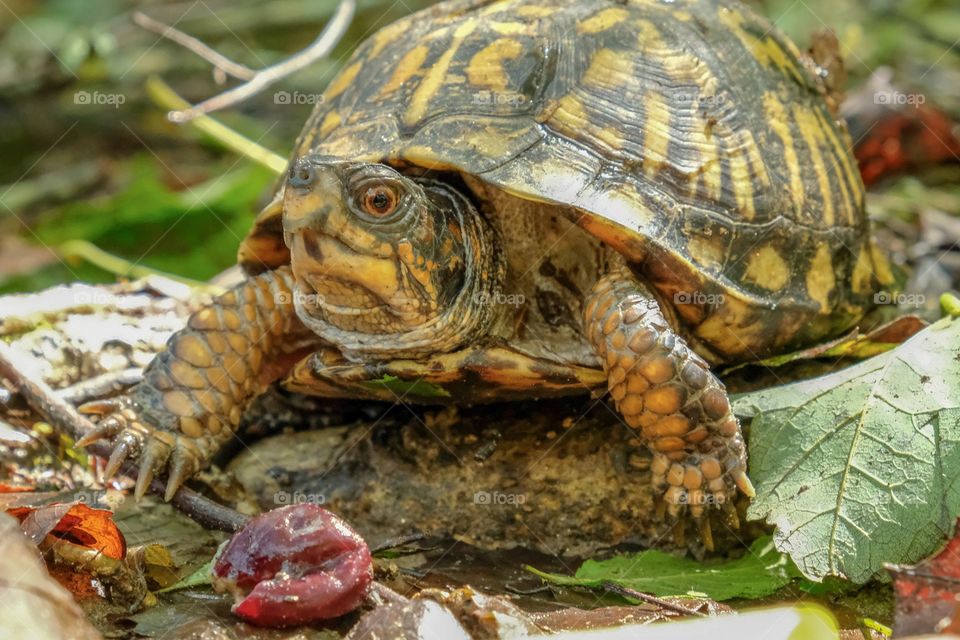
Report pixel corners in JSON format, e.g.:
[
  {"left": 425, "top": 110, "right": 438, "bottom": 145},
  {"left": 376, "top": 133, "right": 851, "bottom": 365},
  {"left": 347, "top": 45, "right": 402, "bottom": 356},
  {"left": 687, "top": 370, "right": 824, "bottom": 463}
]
[{"left": 288, "top": 160, "right": 316, "bottom": 189}]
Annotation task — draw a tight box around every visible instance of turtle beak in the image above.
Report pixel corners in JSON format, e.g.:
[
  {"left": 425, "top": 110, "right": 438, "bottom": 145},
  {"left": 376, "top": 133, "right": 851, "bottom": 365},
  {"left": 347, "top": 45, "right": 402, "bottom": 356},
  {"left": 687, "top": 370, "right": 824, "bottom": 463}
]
[
  {"left": 282, "top": 159, "right": 342, "bottom": 238},
  {"left": 282, "top": 159, "right": 404, "bottom": 310}
]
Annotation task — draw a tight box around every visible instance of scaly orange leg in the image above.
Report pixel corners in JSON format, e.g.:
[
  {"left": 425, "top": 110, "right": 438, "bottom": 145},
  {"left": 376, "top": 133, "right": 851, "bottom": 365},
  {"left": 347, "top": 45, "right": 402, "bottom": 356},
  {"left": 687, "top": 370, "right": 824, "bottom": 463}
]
[
  {"left": 78, "top": 266, "right": 315, "bottom": 500},
  {"left": 583, "top": 269, "right": 754, "bottom": 541}
]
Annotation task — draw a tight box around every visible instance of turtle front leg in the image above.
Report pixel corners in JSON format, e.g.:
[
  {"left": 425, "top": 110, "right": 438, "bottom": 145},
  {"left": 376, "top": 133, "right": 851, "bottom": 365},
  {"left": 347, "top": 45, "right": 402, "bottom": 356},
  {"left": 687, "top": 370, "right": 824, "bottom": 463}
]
[
  {"left": 583, "top": 269, "right": 754, "bottom": 527},
  {"left": 79, "top": 266, "right": 314, "bottom": 500}
]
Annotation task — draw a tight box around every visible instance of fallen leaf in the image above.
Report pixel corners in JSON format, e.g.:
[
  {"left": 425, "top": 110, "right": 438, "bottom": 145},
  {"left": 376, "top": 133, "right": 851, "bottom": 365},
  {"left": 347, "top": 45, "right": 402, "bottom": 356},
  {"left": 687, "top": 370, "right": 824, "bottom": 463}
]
[
  {"left": 363, "top": 374, "right": 451, "bottom": 398},
  {"left": 527, "top": 536, "right": 799, "bottom": 601},
  {"left": 724, "top": 315, "right": 927, "bottom": 373},
  {"left": 0, "top": 513, "right": 102, "bottom": 640},
  {"left": 0, "top": 483, "right": 34, "bottom": 492},
  {"left": 736, "top": 316, "right": 960, "bottom": 582},
  {"left": 8, "top": 502, "right": 126, "bottom": 560}
]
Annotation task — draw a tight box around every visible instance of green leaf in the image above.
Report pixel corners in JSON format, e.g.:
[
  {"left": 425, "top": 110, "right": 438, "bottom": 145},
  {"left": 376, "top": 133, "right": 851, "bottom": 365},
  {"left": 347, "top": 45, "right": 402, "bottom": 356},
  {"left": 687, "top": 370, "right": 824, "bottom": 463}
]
[
  {"left": 22, "top": 155, "right": 273, "bottom": 288},
  {"left": 362, "top": 374, "right": 451, "bottom": 399},
  {"left": 155, "top": 557, "right": 213, "bottom": 594},
  {"left": 735, "top": 316, "right": 960, "bottom": 583},
  {"left": 527, "top": 536, "right": 799, "bottom": 601}
]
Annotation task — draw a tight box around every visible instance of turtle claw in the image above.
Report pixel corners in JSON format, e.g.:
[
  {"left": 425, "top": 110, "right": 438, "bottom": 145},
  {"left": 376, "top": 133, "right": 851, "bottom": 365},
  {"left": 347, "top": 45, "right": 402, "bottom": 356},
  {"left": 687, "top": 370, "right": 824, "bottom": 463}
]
[
  {"left": 78, "top": 392, "right": 203, "bottom": 502},
  {"left": 75, "top": 422, "right": 121, "bottom": 448},
  {"left": 135, "top": 464, "right": 155, "bottom": 502},
  {"left": 104, "top": 433, "right": 140, "bottom": 480},
  {"left": 722, "top": 500, "right": 741, "bottom": 530},
  {"left": 671, "top": 520, "right": 686, "bottom": 547},
  {"left": 77, "top": 396, "right": 141, "bottom": 446},
  {"left": 78, "top": 398, "right": 122, "bottom": 416},
  {"left": 695, "top": 516, "right": 714, "bottom": 552},
  {"left": 731, "top": 469, "right": 756, "bottom": 498},
  {"left": 135, "top": 438, "right": 173, "bottom": 500},
  {"left": 165, "top": 447, "right": 198, "bottom": 502}
]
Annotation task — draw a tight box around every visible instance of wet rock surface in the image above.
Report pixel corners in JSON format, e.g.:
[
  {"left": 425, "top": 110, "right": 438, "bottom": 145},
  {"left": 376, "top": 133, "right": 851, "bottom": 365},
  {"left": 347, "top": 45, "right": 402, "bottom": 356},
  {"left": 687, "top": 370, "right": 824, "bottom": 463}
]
[{"left": 230, "top": 394, "right": 748, "bottom": 557}]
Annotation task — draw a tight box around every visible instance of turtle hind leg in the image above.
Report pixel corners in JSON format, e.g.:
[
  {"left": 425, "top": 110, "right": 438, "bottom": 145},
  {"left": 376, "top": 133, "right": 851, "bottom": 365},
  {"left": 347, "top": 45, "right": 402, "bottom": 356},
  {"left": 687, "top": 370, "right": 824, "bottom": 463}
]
[
  {"left": 582, "top": 270, "right": 754, "bottom": 531},
  {"left": 79, "top": 266, "right": 312, "bottom": 500}
]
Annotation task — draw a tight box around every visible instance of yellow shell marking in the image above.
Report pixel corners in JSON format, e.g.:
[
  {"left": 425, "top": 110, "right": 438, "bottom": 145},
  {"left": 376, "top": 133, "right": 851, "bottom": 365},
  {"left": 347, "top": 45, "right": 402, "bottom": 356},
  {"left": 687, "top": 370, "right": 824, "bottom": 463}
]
[
  {"left": 546, "top": 94, "right": 589, "bottom": 138},
  {"left": 806, "top": 243, "right": 836, "bottom": 310},
  {"left": 743, "top": 245, "right": 790, "bottom": 291},
  {"left": 725, "top": 147, "right": 754, "bottom": 219},
  {"left": 325, "top": 61, "right": 362, "bottom": 101},
  {"left": 763, "top": 92, "right": 804, "bottom": 214},
  {"left": 756, "top": 37, "right": 804, "bottom": 85},
  {"left": 635, "top": 18, "right": 667, "bottom": 51},
  {"left": 489, "top": 21, "right": 529, "bottom": 36},
  {"left": 718, "top": 9, "right": 803, "bottom": 84},
  {"left": 401, "top": 144, "right": 459, "bottom": 170},
  {"left": 871, "top": 243, "right": 894, "bottom": 287},
  {"left": 466, "top": 38, "right": 523, "bottom": 92},
  {"left": 369, "top": 20, "right": 409, "bottom": 58},
  {"left": 686, "top": 112, "right": 723, "bottom": 203},
  {"left": 577, "top": 7, "right": 629, "bottom": 34},
  {"left": 641, "top": 91, "right": 672, "bottom": 177},
  {"left": 582, "top": 48, "right": 634, "bottom": 88},
  {"left": 687, "top": 234, "right": 727, "bottom": 268},
  {"left": 515, "top": 5, "right": 554, "bottom": 18},
  {"left": 695, "top": 297, "right": 768, "bottom": 357},
  {"left": 746, "top": 136, "right": 770, "bottom": 187},
  {"left": 381, "top": 44, "right": 430, "bottom": 95},
  {"left": 792, "top": 104, "right": 834, "bottom": 226},
  {"left": 814, "top": 108, "right": 864, "bottom": 225},
  {"left": 406, "top": 20, "right": 478, "bottom": 127},
  {"left": 850, "top": 244, "right": 874, "bottom": 295},
  {"left": 597, "top": 126, "right": 625, "bottom": 151},
  {"left": 318, "top": 111, "right": 341, "bottom": 138}
]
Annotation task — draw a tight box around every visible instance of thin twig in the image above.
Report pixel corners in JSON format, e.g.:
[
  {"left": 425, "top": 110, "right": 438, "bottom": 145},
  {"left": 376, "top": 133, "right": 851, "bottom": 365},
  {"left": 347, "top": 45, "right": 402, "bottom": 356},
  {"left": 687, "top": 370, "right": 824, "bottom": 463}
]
[
  {"left": 133, "top": 11, "right": 256, "bottom": 81},
  {"left": 0, "top": 341, "right": 248, "bottom": 533},
  {"left": 601, "top": 581, "right": 709, "bottom": 618},
  {"left": 146, "top": 76, "right": 287, "bottom": 174},
  {"left": 163, "top": 0, "right": 355, "bottom": 123},
  {"left": 370, "top": 532, "right": 428, "bottom": 554},
  {"left": 59, "top": 239, "right": 211, "bottom": 288},
  {"left": 0, "top": 367, "right": 144, "bottom": 407},
  {"left": 57, "top": 368, "right": 143, "bottom": 405}
]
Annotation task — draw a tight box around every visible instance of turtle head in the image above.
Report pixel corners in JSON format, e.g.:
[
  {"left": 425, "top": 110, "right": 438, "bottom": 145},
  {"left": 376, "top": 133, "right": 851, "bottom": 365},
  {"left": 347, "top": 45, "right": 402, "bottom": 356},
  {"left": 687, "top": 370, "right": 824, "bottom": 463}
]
[{"left": 282, "top": 158, "right": 504, "bottom": 360}]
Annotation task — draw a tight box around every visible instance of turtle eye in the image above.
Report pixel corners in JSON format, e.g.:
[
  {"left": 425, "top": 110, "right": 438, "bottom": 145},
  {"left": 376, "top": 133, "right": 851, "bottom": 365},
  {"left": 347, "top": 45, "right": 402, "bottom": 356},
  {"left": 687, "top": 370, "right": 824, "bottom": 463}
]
[{"left": 359, "top": 184, "right": 399, "bottom": 218}]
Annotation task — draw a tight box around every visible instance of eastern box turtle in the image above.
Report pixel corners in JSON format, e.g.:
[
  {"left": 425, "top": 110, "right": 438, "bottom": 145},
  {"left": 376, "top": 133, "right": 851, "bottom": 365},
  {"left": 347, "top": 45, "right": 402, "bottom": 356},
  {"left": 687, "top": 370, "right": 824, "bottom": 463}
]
[{"left": 81, "top": 0, "right": 890, "bottom": 532}]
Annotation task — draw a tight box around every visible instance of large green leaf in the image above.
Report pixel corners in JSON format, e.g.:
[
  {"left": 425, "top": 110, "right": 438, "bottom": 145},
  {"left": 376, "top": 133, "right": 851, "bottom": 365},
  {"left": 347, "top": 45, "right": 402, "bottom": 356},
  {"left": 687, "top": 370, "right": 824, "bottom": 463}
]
[
  {"left": 528, "top": 537, "right": 799, "bottom": 601},
  {"left": 735, "top": 316, "right": 960, "bottom": 583}
]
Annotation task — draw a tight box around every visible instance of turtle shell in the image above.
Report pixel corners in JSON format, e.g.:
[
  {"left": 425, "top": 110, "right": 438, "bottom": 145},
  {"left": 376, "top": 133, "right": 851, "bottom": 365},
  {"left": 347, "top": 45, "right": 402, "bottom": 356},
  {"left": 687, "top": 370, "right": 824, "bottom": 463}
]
[{"left": 240, "top": 0, "right": 889, "bottom": 361}]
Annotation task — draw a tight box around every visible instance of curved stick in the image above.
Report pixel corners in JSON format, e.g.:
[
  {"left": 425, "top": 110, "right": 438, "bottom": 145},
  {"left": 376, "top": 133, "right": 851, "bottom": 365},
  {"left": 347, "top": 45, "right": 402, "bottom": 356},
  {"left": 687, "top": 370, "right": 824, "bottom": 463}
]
[
  {"left": 136, "top": 0, "right": 356, "bottom": 123},
  {"left": 0, "top": 342, "right": 248, "bottom": 533}
]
